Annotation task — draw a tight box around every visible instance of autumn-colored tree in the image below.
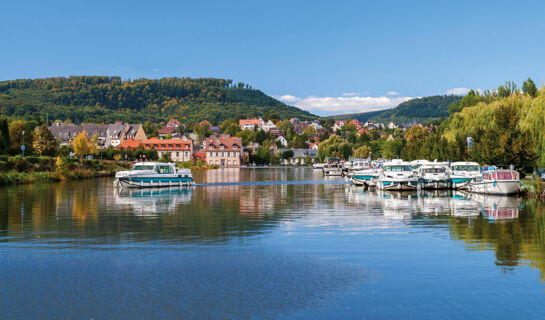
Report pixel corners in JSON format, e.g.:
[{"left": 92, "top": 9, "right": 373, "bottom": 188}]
[
  {"left": 32, "top": 125, "right": 58, "bottom": 156},
  {"left": 73, "top": 131, "right": 90, "bottom": 158},
  {"left": 353, "top": 145, "right": 371, "bottom": 158}
]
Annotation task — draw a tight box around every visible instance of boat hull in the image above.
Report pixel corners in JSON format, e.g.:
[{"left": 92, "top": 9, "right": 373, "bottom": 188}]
[
  {"left": 117, "top": 176, "right": 195, "bottom": 188},
  {"left": 450, "top": 178, "right": 474, "bottom": 190},
  {"left": 378, "top": 180, "right": 418, "bottom": 191},
  {"left": 468, "top": 180, "right": 521, "bottom": 195},
  {"left": 323, "top": 169, "right": 343, "bottom": 176},
  {"left": 420, "top": 179, "right": 450, "bottom": 190}
]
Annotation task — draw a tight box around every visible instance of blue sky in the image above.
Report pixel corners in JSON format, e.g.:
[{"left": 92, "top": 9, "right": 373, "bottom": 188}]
[{"left": 1, "top": 0, "right": 544, "bottom": 116}]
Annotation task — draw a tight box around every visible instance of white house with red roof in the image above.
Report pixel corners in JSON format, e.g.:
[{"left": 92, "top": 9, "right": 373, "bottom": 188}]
[{"left": 239, "top": 118, "right": 264, "bottom": 131}]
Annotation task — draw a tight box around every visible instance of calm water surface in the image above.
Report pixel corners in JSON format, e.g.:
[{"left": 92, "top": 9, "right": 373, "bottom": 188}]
[{"left": 2, "top": 168, "right": 545, "bottom": 319}]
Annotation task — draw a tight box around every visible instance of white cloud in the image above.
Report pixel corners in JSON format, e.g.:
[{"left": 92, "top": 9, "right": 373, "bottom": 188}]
[
  {"left": 276, "top": 94, "right": 413, "bottom": 116},
  {"left": 387, "top": 91, "right": 399, "bottom": 96},
  {"left": 276, "top": 94, "right": 300, "bottom": 103},
  {"left": 446, "top": 87, "right": 470, "bottom": 95}
]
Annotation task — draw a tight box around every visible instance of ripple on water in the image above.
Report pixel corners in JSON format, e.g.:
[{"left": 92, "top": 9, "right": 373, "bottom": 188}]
[{"left": 1, "top": 248, "right": 370, "bottom": 319}]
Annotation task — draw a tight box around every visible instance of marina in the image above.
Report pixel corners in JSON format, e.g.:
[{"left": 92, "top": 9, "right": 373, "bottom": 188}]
[{"left": 1, "top": 167, "right": 543, "bottom": 319}]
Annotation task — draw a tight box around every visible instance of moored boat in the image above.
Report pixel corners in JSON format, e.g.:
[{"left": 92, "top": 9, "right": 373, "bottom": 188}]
[
  {"left": 115, "top": 162, "right": 195, "bottom": 188},
  {"left": 467, "top": 169, "right": 521, "bottom": 195},
  {"left": 417, "top": 162, "right": 450, "bottom": 189},
  {"left": 323, "top": 157, "right": 343, "bottom": 176},
  {"left": 377, "top": 159, "right": 419, "bottom": 191},
  {"left": 449, "top": 161, "right": 481, "bottom": 190}
]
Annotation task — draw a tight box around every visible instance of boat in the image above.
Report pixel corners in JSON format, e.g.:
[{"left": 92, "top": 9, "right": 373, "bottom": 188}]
[
  {"left": 417, "top": 162, "right": 450, "bottom": 189},
  {"left": 114, "top": 162, "right": 195, "bottom": 188},
  {"left": 467, "top": 169, "right": 521, "bottom": 195},
  {"left": 377, "top": 159, "right": 419, "bottom": 191},
  {"left": 449, "top": 162, "right": 481, "bottom": 189},
  {"left": 323, "top": 157, "right": 343, "bottom": 176},
  {"left": 350, "top": 159, "right": 380, "bottom": 188},
  {"left": 312, "top": 163, "right": 324, "bottom": 169},
  {"left": 351, "top": 158, "right": 370, "bottom": 171}
]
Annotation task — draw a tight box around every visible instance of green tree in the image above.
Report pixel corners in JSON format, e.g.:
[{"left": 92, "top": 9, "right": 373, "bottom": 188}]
[
  {"left": 282, "top": 149, "right": 294, "bottom": 159},
  {"left": 522, "top": 78, "right": 537, "bottom": 98},
  {"left": 0, "top": 117, "right": 10, "bottom": 154}
]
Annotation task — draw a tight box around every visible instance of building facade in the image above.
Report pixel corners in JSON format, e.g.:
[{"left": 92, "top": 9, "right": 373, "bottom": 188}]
[{"left": 204, "top": 136, "right": 243, "bottom": 167}]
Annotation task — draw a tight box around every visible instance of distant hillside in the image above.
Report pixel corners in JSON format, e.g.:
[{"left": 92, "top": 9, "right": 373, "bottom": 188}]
[
  {"left": 329, "top": 95, "right": 462, "bottom": 124},
  {"left": 0, "top": 76, "right": 316, "bottom": 124},
  {"left": 328, "top": 109, "right": 387, "bottom": 122}
]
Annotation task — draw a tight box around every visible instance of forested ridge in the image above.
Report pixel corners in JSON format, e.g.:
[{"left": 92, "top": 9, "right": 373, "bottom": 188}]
[
  {"left": 330, "top": 95, "right": 462, "bottom": 124},
  {"left": 0, "top": 76, "right": 316, "bottom": 124}
]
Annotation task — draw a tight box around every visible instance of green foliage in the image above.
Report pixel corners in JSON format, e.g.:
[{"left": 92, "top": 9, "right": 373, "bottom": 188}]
[
  {"left": 318, "top": 136, "right": 353, "bottom": 161},
  {"left": 0, "top": 117, "right": 10, "bottom": 154},
  {"left": 447, "top": 90, "right": 488, "bottom": 114},
  {"left": 523, "top": 78, "right": 537, "bottom": 98},
  {"left": 281, "top": 149, "right": 294, "bottom": 159},
  {"left": 158, "top": 152, "right": 172, "bottom": 163},
  {"left": 0, "top": 76, "right": 316, "bottom": 124}
]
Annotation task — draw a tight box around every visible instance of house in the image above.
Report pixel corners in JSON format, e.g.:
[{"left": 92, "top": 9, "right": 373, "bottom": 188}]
[
  {"left": 332, "top": 120, "right": 346, "bottom": 132},
  {"left": 349, "top": 119, "right": 362, "bottom": 130},
  {"left": 48, "top": 123, "right": 145, "bottom": 148},
  {"left": 239, "top": 118, "right": 263, "bottom": 131},
  {"left": 387, "top": 121, "right": 397, "bottom": 130},
  {"left": 309, "top": 120, "right": 323, "bottom": 130},
  {"left": 308, "top": 142, "right": 320, "bottom": 150},
  {"left": 276, "top": 148, "right": 318, "bottom": 165},
  {"left": 357, "top": 128, "right": 370, "bottom": 136},
  {"left": 261, "top": 120, "right": 277, "bottom": 132},
  {"left": 268, "top": 128, "right": 285, "bottom": 137},
  {"left": 118, "top": 137, "right": 193, "bottom": 162},
  {"left": 293, "top": 121, "right": 309, "bottom": 134},
  {"left": 247, "top": 142, "right": 261, "bottom": 154},
  {"left": 158, "top": 119, "right": 183, "bottom": 137},
  {"left": 275, "top": 136, "right": 288, "bottom": 147},
  {"left": 204, "top": 136, "right": 243, "bottom": 167}
]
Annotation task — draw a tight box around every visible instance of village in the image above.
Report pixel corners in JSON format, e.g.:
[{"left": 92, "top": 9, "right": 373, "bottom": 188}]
[{"left": 47, "top": 116, "right": 430, "bottom": 167}]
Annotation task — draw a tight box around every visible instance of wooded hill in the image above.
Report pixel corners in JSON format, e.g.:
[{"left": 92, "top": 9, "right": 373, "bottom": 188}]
[
  {"left": 0, "top": 76, "right": 316, "bottom": 124},
  {"left": 330, "top": 95, "right": 462, "bottom": 124}
]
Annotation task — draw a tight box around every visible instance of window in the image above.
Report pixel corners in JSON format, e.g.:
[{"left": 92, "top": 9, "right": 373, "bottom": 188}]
[
  {"left": 233, "top": 145, "right": 238, "bottom": 149},
  {"left": 157, "top": 166, "right": 174, "bottom": 174},
  {"left": 176, "top": 152, "right": 179, "bottom": 157},
  {"left": 132, "top": 165, "right": 155, "bottom": 171},
  {"left": 209, "top": 161, "right": 213, "bottom": 165},
  {"left": 220, "top": 145, "right": 225, "bottom": 149},
  {"left": 161, "top": 144, "right": 165, "bottom": 148},
  {"left": 233, "top": 160, "right": 237, "bottom": 165},
  {"left": 227, "top": 160, "right": 231, "bottom": 165},
  {"left": 176, "top": 144, "right": 180, "bottom": 148},
  {"left": 215, "top": 160, "right": 219, "bottom": 165}
]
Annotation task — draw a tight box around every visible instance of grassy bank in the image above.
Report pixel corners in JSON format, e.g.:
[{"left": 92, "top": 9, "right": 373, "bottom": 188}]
[{"left": 0, "top": 155, "right": 129, "bottom": 186}]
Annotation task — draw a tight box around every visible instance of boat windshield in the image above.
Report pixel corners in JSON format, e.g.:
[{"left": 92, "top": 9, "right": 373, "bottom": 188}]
[
  {"left": 132, "top": 165, "right": 155, "bottom": 171},
  {"left": 384, "top": 165, "right": 412, "bottom": 172},
  {"left": 423, "top": 168, "right": 445, "bottom": 173},
  {"left": 157, "top": 166, "right": 175, "bottom": 174},
  {"left": 453, "top": 165, "right": 479, "bottom": 172}
]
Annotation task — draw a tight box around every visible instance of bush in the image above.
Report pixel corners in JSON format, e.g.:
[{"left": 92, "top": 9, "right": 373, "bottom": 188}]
[
  {"left": 0, "top": 155, "right": 8, "bottom": 162},
  {"left": 0, "top": 161, "right": 8, "bottom": 171},
  {"left": 25, "top": 156, "right": 40, "bottom": 164}
]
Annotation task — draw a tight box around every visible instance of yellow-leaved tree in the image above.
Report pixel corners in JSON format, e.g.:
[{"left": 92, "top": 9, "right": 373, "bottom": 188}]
[{"left": 73, "top": 131, "right": 90, "bottom": 158}]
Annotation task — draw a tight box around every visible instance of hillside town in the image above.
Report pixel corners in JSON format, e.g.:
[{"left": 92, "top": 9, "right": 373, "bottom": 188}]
[{"left": 41, "top": 116, "right": 429, "bottom": 167}]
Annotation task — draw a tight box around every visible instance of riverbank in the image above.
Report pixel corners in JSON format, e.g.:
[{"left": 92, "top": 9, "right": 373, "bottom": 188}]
[{"left": 0, "top": 156, "right": 130, "bottom": 186}]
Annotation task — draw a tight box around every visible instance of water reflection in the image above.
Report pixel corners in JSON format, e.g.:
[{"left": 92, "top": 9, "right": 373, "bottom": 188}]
[{"left": 114, "top": 187, "right": 193, "bottom": 216}]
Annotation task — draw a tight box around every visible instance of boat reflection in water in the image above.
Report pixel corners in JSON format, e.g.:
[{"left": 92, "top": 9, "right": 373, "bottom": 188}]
[
  {"left": 345, "top": 187, "right": 522, "bottom": 219},
  {"left": 114, "top": 187, "right": 193, "bottom": 216}
]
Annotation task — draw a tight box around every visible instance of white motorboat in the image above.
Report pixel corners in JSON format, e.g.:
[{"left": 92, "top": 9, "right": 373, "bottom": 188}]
[
  {"left": 351, "top": 160, "right": 380, "bottom": 188},
  {"left": 377, "top": 159, "right": 419, "bottom": 191},
  {"left": 114, "top": 162, "right": 195, "bottom": 188},
  {"left": 417, "top": 162, "right": 450, "bottom": 189},
  {"left": 467, "top": 169, "right": 521, "bottom": 195},
  {"left": 449, "top": 162, "right": 481, "bottom": 189},
  {"left": 323, "top": 157, "right": 343, "bottom": 176},
  {"left": 313, "top": 163, "right": 324, "bottom": 169}
]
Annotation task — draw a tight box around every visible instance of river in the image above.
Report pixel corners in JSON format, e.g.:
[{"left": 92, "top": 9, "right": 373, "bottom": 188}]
[{"left": 1, "top": 168, "right": 545, "bottom": 319}]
